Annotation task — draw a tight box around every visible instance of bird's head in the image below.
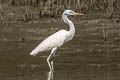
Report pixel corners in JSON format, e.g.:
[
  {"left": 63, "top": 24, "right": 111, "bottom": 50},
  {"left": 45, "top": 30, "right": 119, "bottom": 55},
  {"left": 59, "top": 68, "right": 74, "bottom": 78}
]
[{"left": 63, "top": 10, "right": 84, "bottom": 16}]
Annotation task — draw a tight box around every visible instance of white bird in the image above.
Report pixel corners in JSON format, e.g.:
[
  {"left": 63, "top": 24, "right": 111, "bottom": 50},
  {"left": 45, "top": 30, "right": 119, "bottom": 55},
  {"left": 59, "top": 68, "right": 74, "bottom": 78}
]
[{"left": 30, "top": 10, "right": 84, "bottom": 71}]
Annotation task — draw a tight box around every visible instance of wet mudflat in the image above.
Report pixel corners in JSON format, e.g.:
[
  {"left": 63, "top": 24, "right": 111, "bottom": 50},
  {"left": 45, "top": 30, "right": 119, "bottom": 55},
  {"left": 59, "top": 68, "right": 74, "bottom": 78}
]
[{"left": 0, "top": 15, "right": 120, "bottom": 80}]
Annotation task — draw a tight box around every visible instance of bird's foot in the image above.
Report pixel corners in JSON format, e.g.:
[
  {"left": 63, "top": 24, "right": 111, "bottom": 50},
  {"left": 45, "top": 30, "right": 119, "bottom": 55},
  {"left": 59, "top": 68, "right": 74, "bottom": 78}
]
[
  {"left": 51, "top": 61, "right": 54, "bottom": 72},
  {"left": 47, "top": 70, "right": 54, "bottom": 80}
]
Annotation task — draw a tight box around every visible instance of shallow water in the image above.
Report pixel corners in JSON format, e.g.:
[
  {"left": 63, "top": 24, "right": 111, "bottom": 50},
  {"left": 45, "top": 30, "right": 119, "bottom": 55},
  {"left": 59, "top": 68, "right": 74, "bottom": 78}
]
[{"left": 0, "top": 19, "right": 120, "bottom": 80}]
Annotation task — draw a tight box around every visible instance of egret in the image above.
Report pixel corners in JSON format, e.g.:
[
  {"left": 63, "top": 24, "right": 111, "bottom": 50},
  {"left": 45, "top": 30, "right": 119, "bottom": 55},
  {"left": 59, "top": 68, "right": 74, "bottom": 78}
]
[{"left": 30, "top": 10, "right": 84, "bottom": 71}]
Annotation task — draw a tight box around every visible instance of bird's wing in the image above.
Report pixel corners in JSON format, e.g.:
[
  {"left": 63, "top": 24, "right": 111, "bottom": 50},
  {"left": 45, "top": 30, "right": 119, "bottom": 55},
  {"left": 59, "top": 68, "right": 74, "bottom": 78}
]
[{"left": 30, "top": 30, "right": 69, "bottom": 55}]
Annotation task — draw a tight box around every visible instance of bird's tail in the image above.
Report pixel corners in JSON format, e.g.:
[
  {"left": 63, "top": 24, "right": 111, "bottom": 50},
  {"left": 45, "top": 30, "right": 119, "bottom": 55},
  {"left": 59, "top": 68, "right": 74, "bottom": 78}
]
[{"left": 30, "top": 49, "right": 39, "bottom": 56}]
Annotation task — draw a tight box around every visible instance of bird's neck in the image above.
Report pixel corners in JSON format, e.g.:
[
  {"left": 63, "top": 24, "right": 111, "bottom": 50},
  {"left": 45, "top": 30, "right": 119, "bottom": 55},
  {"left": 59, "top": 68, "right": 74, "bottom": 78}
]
[{"left": 62, "top": 15, "right": 75, "bottom": 40}]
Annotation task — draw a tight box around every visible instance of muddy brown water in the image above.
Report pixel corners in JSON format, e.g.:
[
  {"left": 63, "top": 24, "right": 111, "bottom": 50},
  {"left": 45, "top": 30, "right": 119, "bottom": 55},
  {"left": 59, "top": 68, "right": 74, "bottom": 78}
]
[{"left": 0, "top": 18, "right": 120, "bottom": 80}]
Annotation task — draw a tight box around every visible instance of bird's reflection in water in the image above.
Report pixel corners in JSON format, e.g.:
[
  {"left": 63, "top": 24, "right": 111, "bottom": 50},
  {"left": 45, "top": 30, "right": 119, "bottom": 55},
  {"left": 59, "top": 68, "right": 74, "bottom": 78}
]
[{"left": 47, "top": 71, "right": 54, "bottom": 80}]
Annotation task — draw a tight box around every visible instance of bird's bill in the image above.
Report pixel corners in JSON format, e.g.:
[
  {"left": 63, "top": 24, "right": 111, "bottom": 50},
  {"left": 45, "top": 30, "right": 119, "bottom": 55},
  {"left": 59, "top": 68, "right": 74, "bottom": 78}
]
[{"left": 75, "top": 13, "right": 85, "bottom": 16}]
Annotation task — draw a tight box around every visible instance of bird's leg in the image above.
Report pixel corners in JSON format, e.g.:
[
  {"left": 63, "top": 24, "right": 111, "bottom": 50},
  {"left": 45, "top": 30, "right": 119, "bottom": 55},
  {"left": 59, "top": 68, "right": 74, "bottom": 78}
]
[
  {"left": 51, "top": 61, "right": 54, "bottom": 72},
  {"left": 51, "top": 48, "right": 57, "bottom": 72},
  {"left": 47, "top": 55, "right": 52, "bottom": 71},
  {"left": 47, "top": 47, "right": 57, "bottom": 72}
]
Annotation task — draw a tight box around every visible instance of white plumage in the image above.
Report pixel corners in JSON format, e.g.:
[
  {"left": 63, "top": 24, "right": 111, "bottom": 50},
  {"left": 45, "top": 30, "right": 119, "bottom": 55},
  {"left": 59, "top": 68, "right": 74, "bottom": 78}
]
[
  {"left": 30, "top": 30, "right": 68, "bottom": 56},
  {"left": 30, "top": 10, "right": 84, "bottom": 72}
]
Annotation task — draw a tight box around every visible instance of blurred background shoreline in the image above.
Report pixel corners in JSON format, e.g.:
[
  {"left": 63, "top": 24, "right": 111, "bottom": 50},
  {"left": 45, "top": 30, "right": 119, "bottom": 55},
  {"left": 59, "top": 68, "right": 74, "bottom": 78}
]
[{"left": 0, "top": 0, "right": 120, "bottom": 24}]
